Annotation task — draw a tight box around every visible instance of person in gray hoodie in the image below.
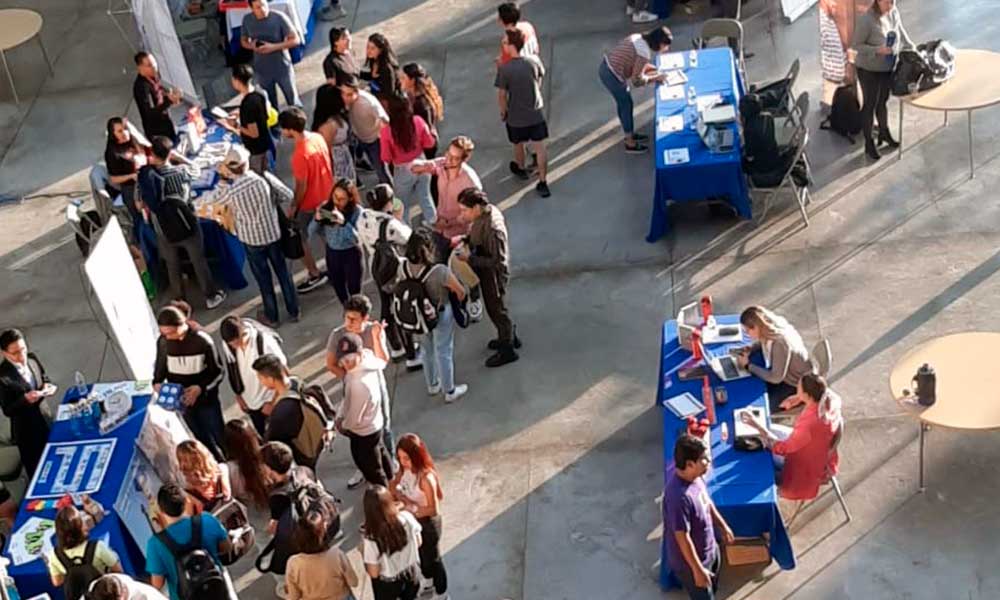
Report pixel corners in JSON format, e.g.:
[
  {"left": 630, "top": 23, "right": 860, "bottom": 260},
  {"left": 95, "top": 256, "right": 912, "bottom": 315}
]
[{"left": 851, "top": 0, "right": 913, "bottom": 160}]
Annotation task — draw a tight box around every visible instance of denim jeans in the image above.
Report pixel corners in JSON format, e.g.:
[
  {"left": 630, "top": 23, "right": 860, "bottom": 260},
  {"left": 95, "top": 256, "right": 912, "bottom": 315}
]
[
  {"left": 599, "top": 60, "right": 634, "bottom": 135},
  {"left": 258, "top": 66, "right": 301, "bottom": 108},
  {"left": 245, "top": 241, "right": 300, "bottom": 323},
  {"left": 393, "top": 162, "right": 436, "bottom": 226},
  {"left": 356, "top": 138, "right": 392, "bottom": 184},
  {"left": 184, "top": 391, "right": 226, "bottom": 462},
  {"left": 421, "top": 303, "right": 456, "bottom": 393}
]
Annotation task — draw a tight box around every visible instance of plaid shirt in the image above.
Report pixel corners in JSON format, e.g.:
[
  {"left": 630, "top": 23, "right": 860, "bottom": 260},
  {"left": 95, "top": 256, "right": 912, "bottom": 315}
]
[{"left": 216, "top": 171, "right": 286, "bottom": 247}]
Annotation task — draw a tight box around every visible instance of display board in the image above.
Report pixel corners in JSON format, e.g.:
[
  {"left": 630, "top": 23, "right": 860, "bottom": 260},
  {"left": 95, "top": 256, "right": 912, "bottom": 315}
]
[
  {"left": 26, "top": 439, "right": 117, "bottom": 499},
  {"left": 132, "top": 0, "right": 199, "bottom": 100},
  {"left": 83, "top": 217, "right": 159, "bottom": 381},
  {"left": 781, "top": 0, "right": 818, "bottom": 22}
]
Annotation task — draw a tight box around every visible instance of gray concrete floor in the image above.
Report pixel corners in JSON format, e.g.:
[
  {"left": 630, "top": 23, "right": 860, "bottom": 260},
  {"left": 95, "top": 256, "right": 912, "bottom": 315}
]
[{"left": 2, "top": 0, "right": 1000, "bottom": 598}]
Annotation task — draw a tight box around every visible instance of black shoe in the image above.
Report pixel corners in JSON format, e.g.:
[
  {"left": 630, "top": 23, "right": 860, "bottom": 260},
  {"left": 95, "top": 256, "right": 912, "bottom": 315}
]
[
  {"left": 488, "top": 335, "right": 522, "bottom": 350},
  {"left": 878, "top": 133, "right": 900, "bottom": 149},
  {"left": 509, "top": 161, "right": 530, "bottom": 180},
  {"left": 485, "top": 344, "right": 519, "bottom": 368},
  {"left": 633, "top": 133, "right": 649, "bottom": 142},
  {"left": 296, "top": 273, "right": 328, "bottom": 293},
  {"left": 536, "top": 181, "right": 551, "bottom": 198},
  {"left": 624, "top": 142, "right": 648, "bottom": 154},
  {"left": 865, "top": 139, "right": 881, "bottom": 161}
]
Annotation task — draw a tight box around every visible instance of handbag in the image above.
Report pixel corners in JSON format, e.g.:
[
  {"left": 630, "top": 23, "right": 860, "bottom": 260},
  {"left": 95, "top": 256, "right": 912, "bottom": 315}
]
[{"left": 262, "top": 171, "right": 305, "bottom": 260}]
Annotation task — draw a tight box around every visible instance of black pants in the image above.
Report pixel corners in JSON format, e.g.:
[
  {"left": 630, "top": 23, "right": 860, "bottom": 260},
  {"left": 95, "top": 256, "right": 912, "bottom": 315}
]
[
  {"left": 371, "top": 570, "right": 419, "bottom": 600},
  {"left": 347, "top": 429, "right": 394, "bottom": 486},
  {"left": 418, "top": 515, "right": 448, "bottom": 594},
  {"left": 326, "top": 245, "right": 363, "bottom": 304},
  {"left": 246, "top": 408, "right": 268, "bottom": 438},
  {"left": 379, "top": 287, "right": 417, "bottom": 360},
  {"left": 15, "top": 410, "right": 49, "bottom": 481},
  {"left": 767, "top": 381, "right": 798, "bottom": 414},
  {"left": 184, "top": 392, "right": 227, "bottom": 461},
  {"left": 676, "top": 549, "right": 721, "bottom": 600},
  {"left": 857, "top": 67, "right": 893, "bottom": 143},
  {"left": 479, "top": 271, "right": 514, "bottom": 344}
]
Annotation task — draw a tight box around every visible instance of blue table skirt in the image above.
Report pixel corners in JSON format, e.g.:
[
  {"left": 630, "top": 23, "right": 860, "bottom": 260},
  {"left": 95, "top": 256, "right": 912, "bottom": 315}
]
[
  {"left": 137, "top": 218, "right": 248, "bottom": 292},
  {"left": 6, "top": 387, "right": 152, "bottom": 600},
  {"left": 648, "top": 47, "right": 751, "bottom": 242},
  {"left": 658, "top": 317, "right": 795, "bottom": 589},
  {"left": 227, "top": 0, "right": 324, "bottom": 64}
]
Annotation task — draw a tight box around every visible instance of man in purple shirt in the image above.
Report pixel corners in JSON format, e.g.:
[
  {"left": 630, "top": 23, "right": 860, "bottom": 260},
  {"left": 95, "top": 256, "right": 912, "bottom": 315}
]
[{"left": 664, "top": 434, "right": 734, "bottom": 599}]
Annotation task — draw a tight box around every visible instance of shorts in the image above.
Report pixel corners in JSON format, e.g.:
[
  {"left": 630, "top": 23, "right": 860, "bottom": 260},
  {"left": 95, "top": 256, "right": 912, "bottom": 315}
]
[
  {"left": 506, "top": 121, "right": 549, "bottom": 144},
  {"left": 294, "top": 210, "right": 316, "bottom": 238}
]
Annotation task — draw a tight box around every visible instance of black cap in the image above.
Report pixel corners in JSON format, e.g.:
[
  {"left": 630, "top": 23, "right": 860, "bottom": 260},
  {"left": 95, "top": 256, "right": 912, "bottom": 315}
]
[{"left": 336, "top": 332, "right": 363, "bottom": 360}]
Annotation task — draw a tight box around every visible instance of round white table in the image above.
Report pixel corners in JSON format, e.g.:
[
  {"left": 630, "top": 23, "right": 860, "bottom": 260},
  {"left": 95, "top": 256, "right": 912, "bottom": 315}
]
[
  {"left": 897, "top": 49, "right": 1000, "bottom": 179},
  {"left": 889, "top": 332, "right": 1000, "bottom": 491},
  {"left": 0, "top": 9, "right": 54, "bottom": 104}
]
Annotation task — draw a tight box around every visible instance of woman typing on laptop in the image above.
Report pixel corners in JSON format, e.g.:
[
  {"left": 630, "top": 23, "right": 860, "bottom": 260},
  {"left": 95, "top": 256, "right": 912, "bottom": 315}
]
[{"left": 734, "top": 306, "right": 813, "bottom": 413}]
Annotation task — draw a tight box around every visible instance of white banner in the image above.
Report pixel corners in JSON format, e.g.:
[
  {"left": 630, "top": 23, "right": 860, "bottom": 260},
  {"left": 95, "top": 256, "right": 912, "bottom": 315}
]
[{"left": 132, "top": 0, "right": 198, "bottom": 100}]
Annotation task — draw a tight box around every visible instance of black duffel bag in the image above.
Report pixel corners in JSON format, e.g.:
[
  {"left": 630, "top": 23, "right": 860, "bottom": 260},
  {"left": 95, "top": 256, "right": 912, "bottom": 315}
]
[{"left": 891, "top": 50, "right": 933, "bottom": 96}]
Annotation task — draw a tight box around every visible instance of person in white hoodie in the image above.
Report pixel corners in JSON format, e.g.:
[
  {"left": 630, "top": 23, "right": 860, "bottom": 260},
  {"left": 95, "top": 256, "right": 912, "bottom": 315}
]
[
  {"left": 219, "top": 315, "right": 287, "bottom": 436},
  {"left": 333, "top": 332, "right": 394, "bottom": 486}
]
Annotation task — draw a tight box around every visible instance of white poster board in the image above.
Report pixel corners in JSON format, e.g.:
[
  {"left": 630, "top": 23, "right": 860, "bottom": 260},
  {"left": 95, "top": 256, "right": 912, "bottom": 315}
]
[
  {"left": 132, "top": 0, "right": 199, "bottom": 100},
  {"left": 781, "top": 0, "right": 819, "bottom": 22},
  {"left": 83, "top": 217, "right": 159, "bottom": 381}
]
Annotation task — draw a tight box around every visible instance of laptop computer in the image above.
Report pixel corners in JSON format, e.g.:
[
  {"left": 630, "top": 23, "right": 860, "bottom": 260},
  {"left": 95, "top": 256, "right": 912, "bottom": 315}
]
[{"left": 705, "top": 348, "right": 751, "bottom": 381}]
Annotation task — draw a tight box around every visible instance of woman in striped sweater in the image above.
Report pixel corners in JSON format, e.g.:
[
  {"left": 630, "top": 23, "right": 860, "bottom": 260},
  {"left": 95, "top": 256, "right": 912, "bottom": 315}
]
[{"left": 598, "top": 26, "right": 672, "bottom": 154}]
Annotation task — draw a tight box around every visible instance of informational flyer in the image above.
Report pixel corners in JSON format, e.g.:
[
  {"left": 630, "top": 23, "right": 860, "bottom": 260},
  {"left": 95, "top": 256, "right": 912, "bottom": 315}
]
[
  {"left": 26, "top": 439, "right": 116, "bottom": 499},
  {"left": 114, "top": 451, "right": 161, "bottom": 553},
  {"left": 7, "top": 517, "right": 55, "bottom": 566}
]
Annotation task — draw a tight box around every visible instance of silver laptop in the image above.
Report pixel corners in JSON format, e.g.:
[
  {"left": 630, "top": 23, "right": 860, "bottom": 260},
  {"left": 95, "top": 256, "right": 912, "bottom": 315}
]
[{"left": 705, "top": 346, "right": 751, "bottom": 381}]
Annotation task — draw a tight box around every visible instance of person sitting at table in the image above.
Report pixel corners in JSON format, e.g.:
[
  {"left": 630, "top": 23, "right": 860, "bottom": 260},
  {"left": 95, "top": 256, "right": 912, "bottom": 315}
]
[
  {"left": 104, "top": 117, "right": 148, "bottom": 230},
  {"left": 0, "top": 328, "right": 52, "bottom": 481},
  {"left": 598, "top": 26, "right": 672, "bottom": 154},
  {"left": 739, "top": 373, "right": 843, "bottom": 501},
  {"left": 176, "top": 439, "right": 233, "bottom": 513},
  {"left": 735, "top": 305, "right": 813, "bottom": 413},
  {"left": 46, "top": 505, "right": 123, "bottom": 600}
]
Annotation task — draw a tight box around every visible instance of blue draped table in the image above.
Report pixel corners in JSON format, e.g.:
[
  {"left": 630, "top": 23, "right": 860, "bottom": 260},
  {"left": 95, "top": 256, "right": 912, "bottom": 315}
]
[
  {"left": 648, "top": 47, "right": 750, "bottom": 242},
  {"left": 225, "top": 0, "right": 325, "bottom": 64},
  {"left": 657, "top": 316, "right": 795, "bottom": 589}
]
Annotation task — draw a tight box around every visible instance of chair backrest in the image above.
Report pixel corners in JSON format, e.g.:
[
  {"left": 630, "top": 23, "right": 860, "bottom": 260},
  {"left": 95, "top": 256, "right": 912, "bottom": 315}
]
[
  {"left": 830, "top": 419, "right": 843, "bottom": 453},
  {"left": 701, "top": 18, "right": 744, "bottom": 51},
  {"left": 786, "top": 58, "right": 801, "bottom": 93},
  {"left": 811, "top": 338, "right": 832, "bottom": 377},
  {"left": 793, "top": 91, "right": 810, "bottom": 124}
]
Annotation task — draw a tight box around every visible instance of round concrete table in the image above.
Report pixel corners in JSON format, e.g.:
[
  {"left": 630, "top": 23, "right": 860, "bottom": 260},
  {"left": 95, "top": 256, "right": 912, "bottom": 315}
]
[
  {"left": 0, "top": 9, "right": 54, "bottom": 104},
  {"left": 897, "top": 49, "right": 1000, "bottom": 179},
  {"left": 889, "top": 332, "right": 1000, "bottom": 492}
]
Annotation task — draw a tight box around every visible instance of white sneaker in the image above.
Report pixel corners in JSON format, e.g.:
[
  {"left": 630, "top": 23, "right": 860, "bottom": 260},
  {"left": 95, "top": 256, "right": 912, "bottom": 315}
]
[
  {"left": 632, "top": 10, "right": 659, "bottom": 23},
  {"left": 444, "top": 384, "right": 468, "bottom": 404},
  {"left": 625, "top": 5, "right": 634, "bottom": 15},
  {"left": 205, "top": 290, "right": 227, "bottom": 310},
  {"left": 432, "top": 594, "right": 451, "bottom": 600},
  {"left": 418, "top": 578, "right": 434, "bottom": 596},
  {"left": 347, "top": 470, "right": 365, "bottom": 489},
  {"left": 274, "top": 582, "right": 289, "bottom": 599},
  {"left": 427, "top": 383, "right": 442, "bottom": 396},
  {"left": 390, "top": 346, "right": 406, "bottom": 360},
  {"left": 317, "top": 4, "right": 346, "bottom": 20},
  {"left": 406, "top": 356, "right": 423, "bottom": 371}
]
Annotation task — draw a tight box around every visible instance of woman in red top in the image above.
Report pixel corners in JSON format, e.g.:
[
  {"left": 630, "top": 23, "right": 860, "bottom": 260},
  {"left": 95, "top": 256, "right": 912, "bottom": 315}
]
[
  {"left": 380, "top": 93, "right": 437, "bottom": 226},
  {"left": 741, "top": 373, "right": 842, "bottom": 501}
]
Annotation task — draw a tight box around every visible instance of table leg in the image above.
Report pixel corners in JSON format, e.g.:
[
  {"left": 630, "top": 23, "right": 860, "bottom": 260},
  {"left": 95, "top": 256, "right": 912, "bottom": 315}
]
[
  {"left": 968, "top": 110, "right": 975, "bottom": 179},
  {"left": 37, "top": 36, "right": 54, "bottom": 75},
  {"left": 943, "top": 111, "right": 949, "bottom": 127},
  {"left": 918, "top": 423, "right": 928, "bottom": 493},
  {"left": 897, "top": 100, "right": 904, "bottom": 161},
  {"left": 0, "top": 49, "right": 18, "bottom": 105}
]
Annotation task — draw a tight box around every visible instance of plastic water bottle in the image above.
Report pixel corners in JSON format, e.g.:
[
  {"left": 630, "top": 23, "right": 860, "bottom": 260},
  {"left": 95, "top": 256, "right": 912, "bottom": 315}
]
[
  {"left": 74, "top": 371, "right": 88, "bottom": 399},
  {"left": 721, "top": 422, "right": 730, "bottom": 443},
  {"left": 689, "top": 49, "right": 698, "bottom": 68},
  {"left": 688, "top": 85, "right": 697, "bottom": 106}
]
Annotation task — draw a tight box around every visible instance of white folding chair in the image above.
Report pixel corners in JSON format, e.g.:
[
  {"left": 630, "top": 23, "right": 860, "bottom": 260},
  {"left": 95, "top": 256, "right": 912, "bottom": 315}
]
[{"left": 811, "top": 338, "right": 832, "bottom": 378}]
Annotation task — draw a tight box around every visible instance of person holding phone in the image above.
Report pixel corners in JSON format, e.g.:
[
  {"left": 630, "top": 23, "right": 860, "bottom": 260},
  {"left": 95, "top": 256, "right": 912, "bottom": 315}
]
[
  {"left": 851, "top": 0, "right": 913, "bottom": 160},
  {"left": 241, "top": 0, "right": 302, "bottom": 109},
  {"left": 0, "top": 328, "right": 54, "bottom": 480},
  {"left": 313, "top": 179, "right": 364, "bottom": 306}
]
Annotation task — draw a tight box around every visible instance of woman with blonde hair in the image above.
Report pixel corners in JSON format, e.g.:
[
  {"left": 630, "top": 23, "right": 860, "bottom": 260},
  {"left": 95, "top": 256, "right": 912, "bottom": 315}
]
[
  {"left": 736, "top": 306, "right": 813, "bottom": 413},
  {"left": 175, "top": 439, "right": 232, "bottom": 512}
]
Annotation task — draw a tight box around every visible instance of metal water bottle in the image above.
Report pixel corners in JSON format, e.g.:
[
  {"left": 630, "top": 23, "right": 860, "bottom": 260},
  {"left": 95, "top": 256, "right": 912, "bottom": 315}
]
[
  {"left": 700, "top": 295, "right": 714, "bottom": 326},
  {"left": 702, "top": 376, "right": 716, "bottom": 424},
  {"left": 912, "top": 363, "right": 936, "bottom": 407}
]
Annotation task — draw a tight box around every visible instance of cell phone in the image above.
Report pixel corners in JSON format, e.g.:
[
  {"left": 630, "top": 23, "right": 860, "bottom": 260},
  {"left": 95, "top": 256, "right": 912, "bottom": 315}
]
[
  {"left": 318, "top": 208, "right": 344, "bottom": 224},
  {"left": 41, "top": 383, "right": 58, "bottom": 397}
]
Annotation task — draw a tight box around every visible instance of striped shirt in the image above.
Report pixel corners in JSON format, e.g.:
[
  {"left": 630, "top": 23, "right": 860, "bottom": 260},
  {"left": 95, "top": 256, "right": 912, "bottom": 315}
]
[
  {"left": 604, "top": 34, "right": 652, "bottom": 85},
  {"left": 216, "top": 170, "right": 284, "bottom": 247}
]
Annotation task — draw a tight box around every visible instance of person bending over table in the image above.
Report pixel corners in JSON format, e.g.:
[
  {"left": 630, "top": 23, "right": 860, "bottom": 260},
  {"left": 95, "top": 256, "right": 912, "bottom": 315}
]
[
  {"left": 0, "top": 328, "right": 53, "bottom": 481},
  {"left": 735, "top": 306, "right": 813, "bottom": 414},
  {"left": 664, "top": 434, "right": 734, "bottom": 600},
  {"left": 740, "top": 373, "right": 843, "bottom": 501}
]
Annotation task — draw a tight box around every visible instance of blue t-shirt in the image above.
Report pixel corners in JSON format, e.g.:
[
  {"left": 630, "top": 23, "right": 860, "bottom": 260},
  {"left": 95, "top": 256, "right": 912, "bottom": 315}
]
[
  {"left": 663, "top": 468, "right": 717, "bottom": 576},
  {"left": 145, "top": 514, "right": 227, "bottom": 600}
]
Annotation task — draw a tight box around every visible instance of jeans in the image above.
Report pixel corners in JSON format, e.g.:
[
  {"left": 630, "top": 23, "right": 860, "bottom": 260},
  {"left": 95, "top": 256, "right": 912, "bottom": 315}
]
[
  {"left": 347, "top": 429, "right": 394, "bottom": 486},
  {"left": 158, "top": 228, "right": 219, "bottom": 302},
  {"left": 258, "top": 66, "right": 301, "bottom": 108},
  {"left": 417, "top": 515, "right": 448, "bottom": 594},
  {"left": 184, "top": 391, "right": 226, "bottom": 461},
  {"left": 325, "top": 245, "right": 363, "bottom": 304},
  {"left": 599, "top": 60, "right": 634, "bottom": 135},
  {"left": 421, "top": 304, "right": 456, "bottom": 393},
  {"left": 245, "top": 241, "right": 300, "bottom": 323},
  {"left": 857, "top": 67, "right": 893, "bottom": 143},
  {"left": 249, "top": 152, "right": 269, "bottom": 175},
  {"left": 357, "top": 138, "right": 392, "bottom": 184},
  {"left": 676, "top": 550, "right": 721, "bottom": 600},
  {"left": 393, "top": 162, "right": 436, "bottom": 226}
]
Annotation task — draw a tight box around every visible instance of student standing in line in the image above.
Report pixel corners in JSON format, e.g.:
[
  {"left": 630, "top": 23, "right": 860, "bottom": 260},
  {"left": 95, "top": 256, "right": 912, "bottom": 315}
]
[
  {"left": 399, "top": 63, "right": 444, "bottom": 159},
  {"left": 339, "top": 75, "right": 392, "bottom": 185},
  {"left": 495, "top": 29, "right": 550, "bottom": 198},
  {"left": 313, "top": 84, "right": 356, "bottom": 181},
  {"left": 380, "top": 93, "right": 438, "bottom": 224},
  {"left": 314, "top": 178, "right": 364, "bottom": 305},
  {"left": 176, "top": 439, "right": 233, "bottom": 513},
  {"left": 285, "top": 503, "right": 360, "bottom": 600},
  {"left": 240, "top": 0, "right": 302, "bottom": 109},
  {"left": 223, "top": 419, "right": 272, "bottom": 510},
  {"left": 361, "top": 486, "right": 423, "bottom": 600},
  {"left": 334, "top": 334, "right": 394, "bottom": 486},
  {"left": 0, "top": 328, "right": 52, "bottom": 480},
  {"left": 220, "top": 315, "right": 287, "bottom": 435},
  {"left": 220, "top": 63, "right": 272, "bottom": 175},
  {"left": 254, "top": 355, "right": 330, "bottom": 472},
  {"left": 323, "top": 27, "right": 359, "bottom": 84},
  {"left": 411, "top": 136, "right": 482, "bottom": 262},
  {"left": 361, "top": 33, "right": 400, "bottom": 100}
]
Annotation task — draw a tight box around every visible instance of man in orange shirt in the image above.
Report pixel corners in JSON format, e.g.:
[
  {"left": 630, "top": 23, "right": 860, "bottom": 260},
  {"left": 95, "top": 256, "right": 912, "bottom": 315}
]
[{"left": 279, "top": 107, "right": 334, "bottom": 293}]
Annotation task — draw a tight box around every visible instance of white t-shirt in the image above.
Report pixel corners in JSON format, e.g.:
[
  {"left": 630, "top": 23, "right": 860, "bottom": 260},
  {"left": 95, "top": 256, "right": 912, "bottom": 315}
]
[
  {"left": 362, "top": 511, "right": 422, "bottom": 579},
  {"left": 87, "top": 574, "right": 165, "bottom": 600}
]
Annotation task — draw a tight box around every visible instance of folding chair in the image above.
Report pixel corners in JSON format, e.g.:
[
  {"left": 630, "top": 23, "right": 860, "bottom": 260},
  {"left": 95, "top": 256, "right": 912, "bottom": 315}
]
[
  {"left": 811, "top": 338, "right": 832, "bottom": 378},
  {"left": 786, "top": 421, "right": 852, "bottom": 526},
  {"left": 749, "top": 120, "right": 813, "bottom": 227},
  {"left": 699, "top": 19, "right": 746, "bottom": 81},
  {"left": 775, "top": 91, "right": 810, "bottom": 148}
]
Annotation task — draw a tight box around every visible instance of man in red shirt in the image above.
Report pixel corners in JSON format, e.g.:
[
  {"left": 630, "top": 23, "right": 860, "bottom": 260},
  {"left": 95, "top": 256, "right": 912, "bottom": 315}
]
[{"left": 278, "top": 107, "right": 334, "bottom": 293}]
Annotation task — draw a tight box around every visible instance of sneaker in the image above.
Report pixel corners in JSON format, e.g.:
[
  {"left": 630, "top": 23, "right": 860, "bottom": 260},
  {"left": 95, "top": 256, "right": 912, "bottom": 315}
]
[
  {"left": 419, "top": 578, "right": 434, "bottom": 596},
  {"left": 536, "top": 181, "right": 551, "bottom": 198},
  {"left": 390, "top": 347, "right": 407, "bottom": 361},
  {"left": 632, "top": 10, "right": 659, "bottom": 23},
  {"left": 427, "top": 383, "right": 442, "bottom": 396},
  {"left": 347, "top": 470, "right": 365, "bottom": 489},
  {"left": 296, "top": 273, "right": 328, "bottom": 293},
  {"left": 432, "top": 594, "right": 451, "bottom": 600},
  {"left": 485, "top": 345, "right": 519, "bottom": 368},
  {"left": 633, "top": 133, "right": 649, "bottom": 142},
  {"left": 625, "top": 142, "right": 648, "bottom": 154},
  {"left": 509, "top": 161, "right": 530, "bottom": 180},
  {"left": 488, "top": 335, "right": 522, "bottom": 350},
  {"left": 289, "top": 312, "right": 301, "bottom": 323},
  {"left": 206, "top": 291, "right": 227, "bottom": 310},
  {"left": 406, "top": 356, "right": 423, "bottom": 371},
  {"left": 445, "top": 384, "right": 468, "bottom": 404},
  {"left": 625, "top": 5, "right": 634, "bottom": 15},
  {"left": 256, "top": 311, "right": 279, "bottom": 328},
  {"left": 275, "top": 582, "right": 289, "bottom": 599},
  {"left": 317, "top": 4, "right": 346, "bottom": 20}
]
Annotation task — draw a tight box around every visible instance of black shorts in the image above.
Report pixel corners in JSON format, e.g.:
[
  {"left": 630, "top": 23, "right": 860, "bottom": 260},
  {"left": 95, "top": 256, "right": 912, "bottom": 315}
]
[{"left": 506, "top": 121, "right": 549, "bottom": 144}]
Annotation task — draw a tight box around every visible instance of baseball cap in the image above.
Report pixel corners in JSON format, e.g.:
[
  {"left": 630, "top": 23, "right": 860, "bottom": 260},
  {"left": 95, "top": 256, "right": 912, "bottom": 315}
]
[
  {"left": 336, "top": 332, "right": 363, "bottom": 360},
  {"left": 223, "top": 145, "right": 250, "bottom": 169}
]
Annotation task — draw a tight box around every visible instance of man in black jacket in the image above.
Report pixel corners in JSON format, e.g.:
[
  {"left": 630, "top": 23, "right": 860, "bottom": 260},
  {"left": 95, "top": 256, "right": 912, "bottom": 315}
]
[
  {"left": 153, "top": 307, "right": 226, "bottom": 460},
  {"left": 133, "top": 52, "right": 181, "bottom": 142},
  {"left": 0, "top": 329, "right": 53, "bottom": 480}
]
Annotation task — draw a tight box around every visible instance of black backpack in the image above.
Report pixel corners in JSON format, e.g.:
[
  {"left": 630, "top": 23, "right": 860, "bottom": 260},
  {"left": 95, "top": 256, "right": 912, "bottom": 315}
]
[
  {"left": 55, "top": 541, "right": 103, "bottom": 600},
  {"left": 157, "top": 515, "right": 228, "bottom": 600},
  {"left": 820, "top": 84, "right": 863, "bottom": 143},
  {"left": 891, "top": 49, "right": 934, "bottom": 96},
  {"left": 392, "top": 263, "right": 439, "bottom": 334},
  {"left": 371, "top": 218, "right": 401, "bottom": 292},
  {"left": 147, "top": 167, "right": 199, "bottom": 243}
]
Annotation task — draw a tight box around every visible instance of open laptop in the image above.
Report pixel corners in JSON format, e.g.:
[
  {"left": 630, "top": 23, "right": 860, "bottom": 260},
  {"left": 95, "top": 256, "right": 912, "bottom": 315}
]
[{"left": 703, "top": 343, "right": 751, "bottom": 381}]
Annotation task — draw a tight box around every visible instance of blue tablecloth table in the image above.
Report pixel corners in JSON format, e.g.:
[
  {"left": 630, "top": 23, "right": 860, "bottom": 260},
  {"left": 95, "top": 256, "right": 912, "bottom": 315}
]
[
  {"left": 648, "top": 48, "right": 750, "bottom": 242},
  {"left": 657, "top": 316, "right": 795, "bottom": 589}
]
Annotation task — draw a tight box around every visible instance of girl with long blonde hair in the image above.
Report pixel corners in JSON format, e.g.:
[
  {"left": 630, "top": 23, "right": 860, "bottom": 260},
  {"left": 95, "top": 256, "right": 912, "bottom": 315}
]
[
  {"left": 175, "top": 439, "right": 232, "bottom": 512},
  {"left": 738, "top": 306, "right": 814, "bottom": 412}
]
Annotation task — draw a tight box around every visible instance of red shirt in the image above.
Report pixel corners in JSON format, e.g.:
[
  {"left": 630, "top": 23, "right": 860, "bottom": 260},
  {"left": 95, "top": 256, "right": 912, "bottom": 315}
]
[
  {"left": 291, "top": 131, "right": 334, "bottom": 212},
  {"left": 379, "top": 116, "right": 436, "bottom": 165},
  {"left": 772, "top": 403, "right": 840, "bottom": 500}
]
